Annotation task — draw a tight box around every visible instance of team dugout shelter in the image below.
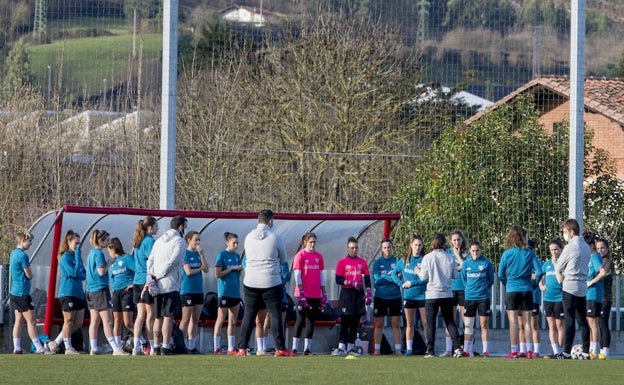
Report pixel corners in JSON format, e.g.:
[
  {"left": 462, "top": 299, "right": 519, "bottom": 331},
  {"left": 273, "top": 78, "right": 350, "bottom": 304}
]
[{"left": 22, "top": 205, "right": 400, "bottom": 336}]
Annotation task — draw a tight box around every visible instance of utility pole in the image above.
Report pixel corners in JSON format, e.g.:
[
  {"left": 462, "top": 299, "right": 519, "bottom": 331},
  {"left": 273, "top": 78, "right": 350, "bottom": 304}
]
[{"left": 33, "top": 0, "right": 47, "bottom": 40}]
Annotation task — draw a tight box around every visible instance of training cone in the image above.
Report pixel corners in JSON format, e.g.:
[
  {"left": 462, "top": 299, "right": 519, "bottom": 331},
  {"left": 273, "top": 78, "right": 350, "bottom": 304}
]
[{"left": 345, "top": 355, "right": 357, "bottom": 360}]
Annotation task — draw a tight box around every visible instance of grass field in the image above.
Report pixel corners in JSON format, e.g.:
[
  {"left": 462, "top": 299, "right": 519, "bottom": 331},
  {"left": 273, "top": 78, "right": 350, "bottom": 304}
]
[
  {"left": 0, "top": 354, "right": 620, "bottom": 385},
  {"left": 27, "top": 33, "right": 162, "bottom": 99}
]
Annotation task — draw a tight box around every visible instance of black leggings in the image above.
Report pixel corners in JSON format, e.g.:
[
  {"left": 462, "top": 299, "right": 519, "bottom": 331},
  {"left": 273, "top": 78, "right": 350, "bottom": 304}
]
[
  {"left": 598, "top": 301, "right": 611, "bottom": 348},
  {"left": 339, "top": 314, "right": 360, "bottom": 345},
  {"left": 294, "top": 298, "right": 321, "bottom": 339},
  {"left": 562, "top": 291, "right": 589, "bottom": 354}
]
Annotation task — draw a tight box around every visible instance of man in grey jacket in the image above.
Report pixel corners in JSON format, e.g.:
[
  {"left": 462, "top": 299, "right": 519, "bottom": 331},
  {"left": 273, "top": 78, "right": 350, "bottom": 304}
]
[
  {"left": 236, "top": 209, "right": 297, "bottom": 356},
  {"left": 555, "top": 218, "right": 590, "bottom": 359},
  {"left": 147, "top": 215, "right": 187, "bottom": 355}
]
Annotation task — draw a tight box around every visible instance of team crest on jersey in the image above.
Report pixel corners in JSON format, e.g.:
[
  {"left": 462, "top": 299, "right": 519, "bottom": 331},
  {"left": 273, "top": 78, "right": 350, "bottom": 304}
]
[
  {"left": 342, "top": 307, "right": 347, "bottom": 313},
  {"left": 479, "top": 265, "right": 485, "bottom": 271},
  {"left": 118, "top": 261, "right": 123, "bottom": 266}
]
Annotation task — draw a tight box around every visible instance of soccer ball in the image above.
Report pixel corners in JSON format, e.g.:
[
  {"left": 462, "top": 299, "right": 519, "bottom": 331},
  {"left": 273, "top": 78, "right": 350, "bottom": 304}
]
[{"left": 571, "top": 344, "right": 584, "bottom": 360}]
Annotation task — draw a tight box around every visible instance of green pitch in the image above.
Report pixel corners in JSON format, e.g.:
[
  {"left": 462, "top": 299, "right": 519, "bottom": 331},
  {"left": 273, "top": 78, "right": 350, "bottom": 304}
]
[{"left": 0, "top": 354, "right": 620, "bottom": 385}]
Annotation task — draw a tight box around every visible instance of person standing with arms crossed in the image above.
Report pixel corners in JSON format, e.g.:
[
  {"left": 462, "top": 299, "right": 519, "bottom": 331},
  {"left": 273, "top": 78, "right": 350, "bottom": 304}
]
[
  {"left": 9, "top": 230, "right": 47, "bottom": 354},
  {"left": 147, "top": 215, "right": 187, "bottom": 355},
  {"left": 179, "top": 231, "right": 209, "bottom": 354},
  {"left": 236, "top": 209, "right": 297, "bottom": 356},
  {"left": 392, "top": 235, "right": 428, "bottom": 356},
  {"left": 555, "top": 218, "right": 591, "bottom": 359},
  {"left": 371, "top": 238, "right": 403, "bottom": 355},
  {"left": 214, "top": 232, "right": 243, "bottom": 355},
  {"left": 540, "top": 239, "right": 565, "bottom": 359}
]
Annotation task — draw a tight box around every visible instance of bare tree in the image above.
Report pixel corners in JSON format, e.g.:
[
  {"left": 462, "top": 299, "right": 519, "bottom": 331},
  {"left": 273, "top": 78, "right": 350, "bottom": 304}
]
[{"left": 176, "top": 15, "right": 430, "bottom": 213}]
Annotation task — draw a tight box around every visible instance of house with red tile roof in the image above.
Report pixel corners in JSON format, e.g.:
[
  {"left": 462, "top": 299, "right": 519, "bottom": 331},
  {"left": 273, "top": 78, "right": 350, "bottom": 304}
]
[{"left": 465, "top": 76, "right": 624, "bottom": 179}]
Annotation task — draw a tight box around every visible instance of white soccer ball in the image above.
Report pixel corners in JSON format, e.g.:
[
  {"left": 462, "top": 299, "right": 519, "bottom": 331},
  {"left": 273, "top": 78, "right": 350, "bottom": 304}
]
[{"left": 571, "top": 344, "right": 584, "bottom": 359}]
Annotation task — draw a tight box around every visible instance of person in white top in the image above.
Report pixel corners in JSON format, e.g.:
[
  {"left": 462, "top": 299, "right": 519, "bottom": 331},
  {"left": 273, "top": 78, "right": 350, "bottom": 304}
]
[
  {"left": 147, "top": 215, "right": 187, "bottom": 355},
  {"left": 417, "top": 233, "right": 463, "bottom": 358},
  {"left": 235, "top": 209, "right": 297, "bottom": 357},
  {"left": 555, "top": 218, "right": 591, "bottom": 359}
]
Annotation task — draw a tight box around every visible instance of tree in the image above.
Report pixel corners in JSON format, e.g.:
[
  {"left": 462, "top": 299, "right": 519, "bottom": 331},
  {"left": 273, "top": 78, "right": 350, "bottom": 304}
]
[
  {"left": 519, "top": 0, "right": 570, "bottom": 35},
  {"left": 616, "top": 51, "right": 624, "bottom": 78},
  {"left": 2, "top": 38, "right": 30, "bottom": 97},
  {"left": 390, "top": 95, "right": 624, "bottom": 266},
  {"left": 176, "top": 15, "right": 451, "bottom": 213},
  {"left": 445, "top": 0, "right": 517, "bottom": 34},
  {"left": 0, "top": 0, "right": 33, "bottom": 43}
]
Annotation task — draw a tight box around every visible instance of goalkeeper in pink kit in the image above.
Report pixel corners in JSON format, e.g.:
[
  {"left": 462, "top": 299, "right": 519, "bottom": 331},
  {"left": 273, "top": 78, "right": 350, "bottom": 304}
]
[{"left": 332, "top": 236, "right": 372, "bottom": 356}]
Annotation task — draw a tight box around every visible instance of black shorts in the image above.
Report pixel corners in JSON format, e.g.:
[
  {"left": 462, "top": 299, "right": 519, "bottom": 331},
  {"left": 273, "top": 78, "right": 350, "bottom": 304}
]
[
  {"left": 452, "top": 290, "right": 465, "bottom": 307},
  {"left": 464, "top": 299, "right": 491, "bottom": 317},
  {"left": 155, "top": 291, "right": 181, "bottom": 318},
  {"left": 338, "top": 288, "right": 366, "bottom": 316},
  {"left": 59, "top": 296, "right": 86, "bottom": 312},
  {"left": 86, "top": 289, "right": 112, "bottom": 311},
  {"left": 112, "top": 289, "right": 135, "bottom": 312},
  {"left": 133, "top": 285, "right": 154, "bottom": 304},
  {"left": 543, "top": 301, "right": 564, "bottom": 319},
  {"left": 586, "top": 300, "right": 602, "bottom": 318},
  {"left": 373, "top": 297, "right": 403, "bottom": 317},
  {"left": 181, "top": 293, "right": 204, "bottom": 307},
  {"left": 218, "top": 296, "right": 241, "bottom": 308},
  {"left": 403, "top": 299, "right": 425, "bottom": 309},
  {"left": 531, "top": 303, "right": 540, "bottom": 317},
  {"left": 505, "top": 291, "right": 533, "bottom": 311},
  {"left": 11, "top": 294, "right": 34, "bottom": 313}
]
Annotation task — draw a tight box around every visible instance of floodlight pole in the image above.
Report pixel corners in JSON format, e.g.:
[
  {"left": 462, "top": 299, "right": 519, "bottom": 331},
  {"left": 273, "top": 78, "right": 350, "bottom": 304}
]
[
  {"left": 160, "top": 0, "right": 178, "bottom": 210},
  {"left": 569, "top": 0, "right": 585, "bottom": 231}
]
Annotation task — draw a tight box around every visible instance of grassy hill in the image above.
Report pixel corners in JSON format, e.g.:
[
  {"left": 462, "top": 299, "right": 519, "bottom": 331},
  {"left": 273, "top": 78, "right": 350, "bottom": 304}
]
[
  {"left": 20, "top": 1, "right": 624, "bottom": 106},
  {"left": 27, "top": 33, "right": 162, "bottom": 105}
]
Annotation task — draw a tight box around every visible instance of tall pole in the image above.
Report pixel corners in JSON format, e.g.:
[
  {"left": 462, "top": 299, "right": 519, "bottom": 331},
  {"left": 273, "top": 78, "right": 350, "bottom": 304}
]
[
  {"left": 160, "top": 0, "right": 178, "bottom": 210},
  {"left": 46, "top": 65, "right": 51, "bottom": 109},
  {"left": 569, "top": 0, "right": 585, "bottom": 230}
]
